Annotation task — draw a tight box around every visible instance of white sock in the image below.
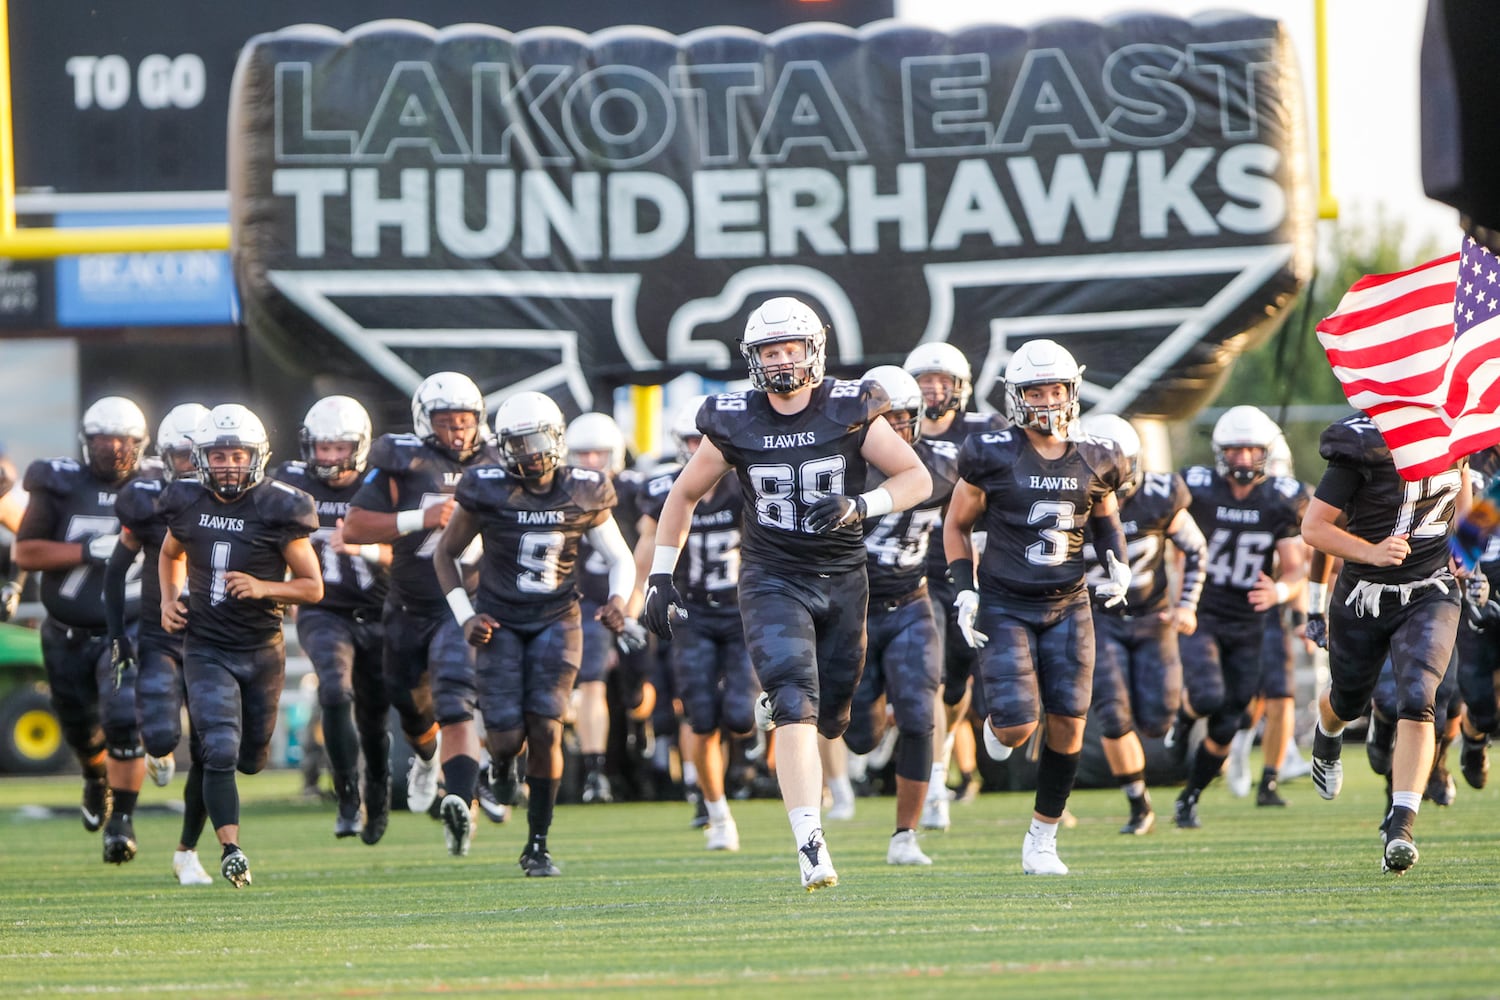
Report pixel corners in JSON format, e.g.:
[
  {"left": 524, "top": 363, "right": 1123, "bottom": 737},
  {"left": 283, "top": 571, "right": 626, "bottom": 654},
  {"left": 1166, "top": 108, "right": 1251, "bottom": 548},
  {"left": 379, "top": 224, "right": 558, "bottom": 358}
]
[
  {"left": 706, "top": 797, "right": 731, "bottom": 823},
  {"left": 789, "top": 806, "right": 821, "bottom": 848},
  {"left": 1123, "top": 779, "right": 1146, "bottom": 799},
  {"left": 1391, "top": 791, "right": 1422, "bottom": 813},
  {"left": 928, "top": 763, "right": 947, "bottom": 794},
  {"left": 828, "top": 775, "right": 855, "bottom": 807},
  {"left": 682, "top": 762, "right": 700, "bottom": 787},
  {"left": 1028, "top": 817, "right": 1059, "bottom": 842},
  {"left": 846, "top": 752, "right": 869, "bottom": 783},
  {"left": 1317, "top": 719, "right": 1345, "bottom": 739}
]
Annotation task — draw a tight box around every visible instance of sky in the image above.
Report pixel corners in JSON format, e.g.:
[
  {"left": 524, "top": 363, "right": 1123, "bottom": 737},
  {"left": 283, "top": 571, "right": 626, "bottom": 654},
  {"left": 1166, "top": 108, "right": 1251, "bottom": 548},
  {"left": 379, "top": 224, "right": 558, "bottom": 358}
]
[{"left": 895, "top": 0, "right": 1463, "bottom": 257}]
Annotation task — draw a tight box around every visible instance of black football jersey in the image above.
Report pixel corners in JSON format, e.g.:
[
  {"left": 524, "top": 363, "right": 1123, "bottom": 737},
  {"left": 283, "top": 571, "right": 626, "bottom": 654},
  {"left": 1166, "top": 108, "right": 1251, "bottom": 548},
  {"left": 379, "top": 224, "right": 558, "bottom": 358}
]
[
  {"left": 115, "top": 476, "right": 173, "bottom": 643},
  {"left": 865, "top": 436, "right": 960, "bottom": 601},
  {"left": 16, "top": 457, "right": 140, "bottom": 627},
  {"left": 159, "top": 478, "right": 319, "bottom": 647},
  {"left": 350, "top": 433, "right": 502, "bottom": 615},
  {"left": 1083, "top": 471, "right": 1191, "bottom": 614},
  {"left": 958, "top": 429, "right": 1124, "bottom": 599},
  {"left": 1315, "top": 413, "right": 1464, "bottom": 585},
  {"left": 576, "top": 468, "right": 643, "bottom": 605},
  {"left": 923, "top": 412, "right": 1009, "bottom": 582},
  {"left": 272, "top": 461, "right": 389, "bottom": 614},
  {"left": 698, "top": 379, "right": 890, "bottom": 575},
  {"left": 455, "top": 463, "right": 616, "bottom": 624},
  {"left": 1184, "top": 464, "right": 1308, "bottom": 620},
  {"left": 639, "top": 463, "right": 745, "bottom": 604}
]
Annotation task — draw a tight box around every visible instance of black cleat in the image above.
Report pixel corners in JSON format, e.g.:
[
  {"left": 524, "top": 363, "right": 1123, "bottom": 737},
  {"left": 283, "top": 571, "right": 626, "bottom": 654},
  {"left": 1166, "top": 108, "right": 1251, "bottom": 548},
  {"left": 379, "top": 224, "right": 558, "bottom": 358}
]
[
  {"left": 360, "top": 773, "right": 390, "bottom": 846},
  {"left": 1162, "top": 716, "right": 1192, "bottom": 766},
  {"left": 1119, "top": 797, "right": 1156, "bottom": 835},
  {"left": 474, "top": 775, "right": 510, "bottom": 824},
  {"left": 1174, "top": 790, "right": 1201, "bottom": 829},
  {"left": 221, "top": 847, "right": 252, "bottom": 888},
  {"left": 81, "top": 778, "right": 111, "bottom": 833},
  {"left": 1425, "top": 761, "right": 1457, "bottom": 806},
  {"left": 102, "top": 813, "right": 136, "bottom": 864},
  {"left": 1256, "top": 780, "right": 1288, "bottom": 807},
  {"left": 518, "top": 842, "right": 561, "bottom": 877},
  {"left": 686, "top": 783, "right": 710, "bottom": 829},
  {"left": 490, "top": 759, "right": 521, "bottom": 808},
  {"left": 334, "top": 773, "right": 363, "bottom": 839},
  {"left": 1460, "top": 733, "right": 1490, "bottom": 790}
]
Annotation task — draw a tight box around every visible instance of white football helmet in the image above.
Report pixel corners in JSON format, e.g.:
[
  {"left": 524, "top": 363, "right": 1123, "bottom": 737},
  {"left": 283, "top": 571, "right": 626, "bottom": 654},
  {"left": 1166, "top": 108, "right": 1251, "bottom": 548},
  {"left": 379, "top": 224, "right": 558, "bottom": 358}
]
[
  {"left": 156, "top": 403, "right": 209, "bottom": 482},
  {"left": 668, "top": 395, "right": 708, "bottom": 464},
  {"left": 300, "top": 395, "right": 372, "bottom": 483},
  {"left": 903, "top": 342, "right": 973, "bottom": 419},
  {"left": 411, "top": 372, "right": 487, "bottom": 461},
  {"left": 740, "top": 297, "right": 827, "bottom": 394},
  {"left": 862, "top": 364, "right": 923, "bottom": 444},
  {"left": 1080, "top": 413, "right": 1142, "bottom": 501},
  {"left": 193, "top": 403, "right": 271, "bottom": 498},
  {"left": 79, "top": 396, "right": 150, "bottom": 480},
  {"left": 1212, "top": 405, "right": 1281, "bottom": 485},
  {"left": 1005, "top": 339, "right": 1083, "bottom": 438},
  {"left": 565, "top": 412, "right": 626, "bottom": 475},
  {"left": 494, "top": 391, "right": 566, "bottom": 480}
]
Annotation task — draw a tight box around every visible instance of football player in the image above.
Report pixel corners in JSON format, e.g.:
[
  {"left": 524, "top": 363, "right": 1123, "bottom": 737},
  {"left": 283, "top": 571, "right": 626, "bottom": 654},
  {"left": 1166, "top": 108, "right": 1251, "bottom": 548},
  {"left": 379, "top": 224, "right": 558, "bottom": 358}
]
[
  {"left": 103, "top": 403, "right": 215, "bottom": 884},
  {"left": 903, "top": 342, "right": 1008, "bottom": 826},
  {"left": 847, "top": 365, "right": 958, "bottom": 865},
  {"left": 272, "top": 396, "right": 393, "bottom": 842},
  {"left": 158, "top": 404, "right": 323, "bottom": 887},
  {"left": 643, "top": 296, "right": 931, "bottom": 891},
  {"left": 1302, "top": 411, "right": 1470, "bottom": 873},
  {"left": 1171, "top": 406, "right": 1308, "bottom": 828},
  {"left": 1079, "top": 414, "right": 1205, "bottom": 836},
  {"left": 433, "top": 391, "right": 634, "bottom": 874},
  {"left": 343, "top": 373, "right": 501, "bottom": 819},
  {"left": 944, "top": 339, "right": 1130, "bottom": 875},
  {"left": 1455, "top": 446, "right": 1500, "bottom": 790},
  {"left": 634, "top": 395, "right": 753, "bottom": 852},
  {"left": 14, "top": 396, "right": 151, "bottom": 864}
]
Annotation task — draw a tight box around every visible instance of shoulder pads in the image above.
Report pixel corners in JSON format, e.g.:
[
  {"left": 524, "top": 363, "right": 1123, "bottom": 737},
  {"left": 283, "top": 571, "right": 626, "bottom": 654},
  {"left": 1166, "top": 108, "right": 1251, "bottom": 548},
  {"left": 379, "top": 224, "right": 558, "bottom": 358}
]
[{"left": 1319, "top": 415, "right": 1389, "bottom": 466}]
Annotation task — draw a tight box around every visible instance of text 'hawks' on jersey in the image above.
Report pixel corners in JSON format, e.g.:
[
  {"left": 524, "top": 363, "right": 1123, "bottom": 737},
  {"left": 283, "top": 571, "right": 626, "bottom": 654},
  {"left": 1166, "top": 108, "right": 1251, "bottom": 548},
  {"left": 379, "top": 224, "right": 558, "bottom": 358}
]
[
  {"left": 1183, "top": 463, "right": 1307, "bottom": 620},
  {"left": 272, "top": 460, "right": 388, "bottom": 613},
  {"left": 958, "top": 428, "right": 1124, "bottom": 599},
  {"left": 697, "top": 379, "right": 890, "bottom": 575},
  {"left": 1318, "top": 414, "right": 1465, "bottom": 584},
  {"left": 1084, "top": 471, "right": 1192, "bottom": 614},
  {"left": 114, "top": 476, "right": 170, "bottom": 642},
  {"left": 455, "top": 463, "right": 616, "bottom": 624},
  {"left": 638, "top": 463, "right": 744, "bottom": 605},
  {"left": 17, "top": 456, "right": 137, "bottom": 628},
  {"left": 350, "top": 432, "right": 501, "bottom": 615},
  {"left": 865, "top": 437, "right": 959, "bottom": 602},
  {"left": 158, "top": 477, "right": 319, "bottom": 647}
]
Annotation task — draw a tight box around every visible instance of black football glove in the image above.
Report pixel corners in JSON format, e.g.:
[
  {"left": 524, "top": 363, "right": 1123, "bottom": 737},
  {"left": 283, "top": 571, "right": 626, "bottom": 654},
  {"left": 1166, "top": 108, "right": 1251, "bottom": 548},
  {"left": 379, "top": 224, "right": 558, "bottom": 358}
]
[
  {"left": 1305, "top": 612, "right": 1328, "bottom": 649},
  {"left": 1464, "top": 573, "right": 1492, "bottom": 632},
  {"left": 642, "top": 573, "right": 686, "bottom": 639},
  {"left": 804, "top": 494, "right": 867, "bottom": 534},
  {"left": 109, "top": 637, "right": 137, "bottom": 691}
]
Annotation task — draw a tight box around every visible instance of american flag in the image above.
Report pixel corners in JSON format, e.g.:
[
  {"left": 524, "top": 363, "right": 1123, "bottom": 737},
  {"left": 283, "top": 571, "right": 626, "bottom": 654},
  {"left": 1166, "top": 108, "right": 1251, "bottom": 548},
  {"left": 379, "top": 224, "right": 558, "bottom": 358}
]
[{"left": 1316, "top": 235, "right": 1500, "bottom": 480}]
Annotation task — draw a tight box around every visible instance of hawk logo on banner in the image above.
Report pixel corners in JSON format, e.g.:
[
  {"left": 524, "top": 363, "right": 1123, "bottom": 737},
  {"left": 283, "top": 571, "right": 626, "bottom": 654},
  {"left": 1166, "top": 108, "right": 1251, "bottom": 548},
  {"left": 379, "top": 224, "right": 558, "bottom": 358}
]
[{"left": 230, "top": 17, "right": 1314, "bottom": 418}]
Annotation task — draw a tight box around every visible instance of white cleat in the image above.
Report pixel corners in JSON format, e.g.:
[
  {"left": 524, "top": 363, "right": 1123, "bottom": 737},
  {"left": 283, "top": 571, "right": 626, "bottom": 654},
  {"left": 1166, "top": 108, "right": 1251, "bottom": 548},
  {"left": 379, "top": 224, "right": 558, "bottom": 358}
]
[
  {"left": 1021, "top": 831, "right": 1069, "bottom": 875},
  {"left": 920, "top": 794, "right": 950, "bottom": 831},
  {"left": 440, "top": 794, "right": 472, "bottom": 857},
  {"left": 824, "top": 797, "right": 856, "bottom": 822},
  {"left": 705, "top": 819, "right": 740, "bottom": 852},
  {"left": 406, "top": 734, "right": 442, "bottom": 814},
  {"left": 1226, "top": 730, "right": 1253, "bottom": 798},
  {"left": 1280, "top": 742, "right": 1312, "bottom": 781},
  {"left": 171, "top": 849, "right": 213, "bottom": 886},
  {"left": 146, "top": 753, "right": 176, "bottom": 788},
  {"left": 797, "top": 829, "right": 838, "bottom": 891},
  {"left": 983, "top": 723, "right": 1013, "bottom": 763},
  {"left": 887, "top": 830, "right": 933, "bottom": 866}
]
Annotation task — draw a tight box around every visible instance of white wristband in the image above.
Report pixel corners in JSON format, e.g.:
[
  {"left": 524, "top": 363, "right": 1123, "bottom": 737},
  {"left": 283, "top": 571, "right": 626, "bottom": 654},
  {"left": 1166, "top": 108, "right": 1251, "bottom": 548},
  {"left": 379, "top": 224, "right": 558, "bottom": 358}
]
[
  {"left": 1273, "top": 580, "right": 1290, "bottom": 606},
  {"left": 396, "top": 509, "right": 426, "bottom": 535},
  {"left": 445, "top": 587, "right": 477, "bottom": 625},
  {"left": 1308, "top": 581, "right": 1328, "bottom": 614},
  {"left": 358, "top": 544, "right": 382, "bottom": 565},
  {"left": 859, "top": 487, "right": 894, "bottom": 519},
  {"left": 651, "top": 545, "right": 681, "bottom": 577}
]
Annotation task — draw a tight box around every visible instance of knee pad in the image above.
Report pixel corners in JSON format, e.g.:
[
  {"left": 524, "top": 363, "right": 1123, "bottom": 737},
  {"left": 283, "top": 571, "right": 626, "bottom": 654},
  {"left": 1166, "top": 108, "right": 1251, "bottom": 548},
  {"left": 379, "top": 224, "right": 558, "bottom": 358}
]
[
  {"left": 1206, "top": 714, "right": 1240, "bottom": 748},
  {"left": 106, "top": 742, "right": 145, "bottom": 761},
  {"left": 895, "top": 730, "right": 933, "bottom": 782},
  {"left": 816, "top": 712, "right": 850, "bottom": 741}
]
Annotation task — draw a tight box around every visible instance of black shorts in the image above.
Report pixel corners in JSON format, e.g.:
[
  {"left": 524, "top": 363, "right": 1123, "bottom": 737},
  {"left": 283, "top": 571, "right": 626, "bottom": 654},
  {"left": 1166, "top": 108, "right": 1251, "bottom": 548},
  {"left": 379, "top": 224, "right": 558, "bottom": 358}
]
[
  {"left": 1327, "top": 575, "right": 1459, "bottom": 724},
  {"left": 135, "top": 634, "right": 186, "bottom": 759},
  {"left": 974, "top": 589, "right": 1094, "bottom": 728},
  {"left": 382, "top": 602, "right": 476, "bottom": 726},
  {"left": 183, "top": 635, "right": 285, "bottom": 774},
  {"left": 475, "top": 606, "right": 582, "bottom": 731},
  {"left": 1178, "top": 611, "right": 1265, "bottom": 738},
  {"left": 671, "top": 601, "right": 757, "bottom": 736},
  {"left": 846, "top": 591, "right": 939, "bottom": 753},
  {"left": 1091, "top": 608, "right": 1182, "bottom": 740},
  {"left": 41, "top": 618, "right": 139, "bottom": 756},
  {"left": 297, "top": 606, "right": 384, "bottom": 709}
]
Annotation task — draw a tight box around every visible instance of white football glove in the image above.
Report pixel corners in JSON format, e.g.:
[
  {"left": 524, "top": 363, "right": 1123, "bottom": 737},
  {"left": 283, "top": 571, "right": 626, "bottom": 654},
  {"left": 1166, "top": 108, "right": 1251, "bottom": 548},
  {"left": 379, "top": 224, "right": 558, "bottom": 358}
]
[
  {"left": 953, "top": 589, "right": 988, "bottom": 649},
  {"left": 616, "top": 616, "right": 649, "bottom": 654},
  {"left": 1095, "top": 551, "right": 1132, "bottom": 609}
]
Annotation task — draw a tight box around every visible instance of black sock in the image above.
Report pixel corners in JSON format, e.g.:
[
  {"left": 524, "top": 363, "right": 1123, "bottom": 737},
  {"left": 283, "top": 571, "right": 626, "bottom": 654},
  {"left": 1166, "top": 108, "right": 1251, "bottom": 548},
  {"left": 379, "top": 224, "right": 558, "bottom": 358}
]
[
  {"left": 1189, "top": 747, "right": 1228, "bottom": 794},
  {"left": 526, "top": 776, "right": 555, "bottom": 842},
  {"left": 221, "top": 842, "right": 240, "bottom": 859},
  {"left": 585, "top": 753, "right": 606, "bottom": 775},
  {"left": 111, "top": 789, "right": 139, "bottom": 818},
  {"left": 322, "top": 702, "right": 360, "bottom": 776},
  {"left": 180, "top": 762, "right": 207, "bottom": 850},
  {"left": 202, "top": 768, "right": 240, "bottom": 829},
  {"left": 1387, "top": 805, "right": 1417, "bottom": 841},
  {"left": 443, "top": 754, "right": 480, "bottom": 803},
  {"left": 1259, "top": 767, "right": 1280, "bottom": 789},
  {"left": 1034, "top": 746, "right": 1082, "bottom": 819}
]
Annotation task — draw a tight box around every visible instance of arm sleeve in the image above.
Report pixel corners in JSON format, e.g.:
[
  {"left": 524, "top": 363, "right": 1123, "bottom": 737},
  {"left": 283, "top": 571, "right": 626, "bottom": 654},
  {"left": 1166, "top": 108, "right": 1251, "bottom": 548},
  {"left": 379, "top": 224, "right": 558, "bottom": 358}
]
[
  {"left": 1088, "top": 507, "right": 1128, "bottom": 569},
  {"left": 585, "top": 516, "right": 637, "bottom": 601},
  {"left": 1313, "top": 462, "right": 1365, "bottom": 509},
  {"left": 103, "top": 540, "right": 137, "bottom": 641},
  {"left": 1168, "top": 516, "right": 1208, "bottom": 609}
]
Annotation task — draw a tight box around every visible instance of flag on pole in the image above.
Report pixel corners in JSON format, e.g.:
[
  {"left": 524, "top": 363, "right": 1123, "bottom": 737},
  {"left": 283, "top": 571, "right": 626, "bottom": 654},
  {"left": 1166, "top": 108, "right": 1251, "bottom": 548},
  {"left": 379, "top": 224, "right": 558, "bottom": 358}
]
[{"left": 1316, "top": 235, "right": 1500, "bottom": 480}]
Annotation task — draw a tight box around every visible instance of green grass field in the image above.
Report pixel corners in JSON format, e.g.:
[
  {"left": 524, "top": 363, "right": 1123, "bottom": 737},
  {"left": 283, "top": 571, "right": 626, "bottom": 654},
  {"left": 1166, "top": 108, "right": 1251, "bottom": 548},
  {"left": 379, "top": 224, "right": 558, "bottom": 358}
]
[{"left": 3, "top": 761, "right": 1498, "bottom": 998}]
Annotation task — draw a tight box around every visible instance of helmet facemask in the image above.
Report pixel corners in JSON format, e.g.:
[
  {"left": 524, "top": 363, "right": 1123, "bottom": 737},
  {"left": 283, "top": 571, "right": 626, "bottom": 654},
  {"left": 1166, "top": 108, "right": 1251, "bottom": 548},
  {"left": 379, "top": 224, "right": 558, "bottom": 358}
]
[
  {"left": 196, "top": 445, "right": 267, "bottom": 499},
  {"left": 743, "top": 334, "right": 825, "bottom": 394},
  {"left": 1214, "top": 444, "right": 1268, "bottom": 486},
  {"left": 501, "top": 427, "right": 565, "bottom": 481},
  {"left": 1008, "top": 379, "right": 1080, "bottom": 438},
  {"left": 85, "top": 434, "right": 146, "bottom": 481}
]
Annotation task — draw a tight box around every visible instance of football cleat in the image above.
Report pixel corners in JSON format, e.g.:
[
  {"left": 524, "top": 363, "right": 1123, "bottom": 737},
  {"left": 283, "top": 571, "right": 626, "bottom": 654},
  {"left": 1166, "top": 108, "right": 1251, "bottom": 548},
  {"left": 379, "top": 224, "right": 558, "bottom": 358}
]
[
  {"left": 581, "top": 770, "right": 614, "bottom": 804},
  {"left": 797, "top": 828, "right": 838, "bottom": 891},
  {"left": 406, "top": 735, "right": 442, "bottom": 814},
  {"left": 1021, "top": 831, "right": 1069, "bottom": 875},
  {"left": 887, "top": 830, "right": 933, "bottom": 866},
  {"left": 686, "top": 784, "right": 710, "bottom": 829},
  {"left": 824, "top": 795, "right": 855, "bottom": 822},
  {"left": 754, "top": 691, "right": 776, "bottom": 733},
  {"left": 953, "top": 773, "right": 981, "bottom": 804},
  {"left": 1382, "top": 836, "right": 1419, "bottom": 875},
  {"left": 1310, "top": 729, "right": 1344, "bottom": 800},
  {"left": 474, "top": 775, "right": 510, "bottom": 824},
  {"left": 81, "top": 777, "right": 111, "bottom": 833},
  {"left": 705, "top": 819, "right": 741, "bottom": 852},
  {"left": 361, "top": 773, "right": 390, "bottom": 846},
  {"left": 1226, "top": 730, "right": 1253, "bottom": 798},
  {"left": 334, "top": 773, "right": 363, "bottom": 839},
  {"left": 221, "top": 848, "right": 252, "bottom": 888},
  {"left": 146, "top": 753, "right": 176, "bottom": 788},
  {"left": 102, "top": 813, "right": 137, "bottom": 864},
  {"left": 920, "top": 794, "right": 951, "bottom": 831},
  {"left": 1162, "top": 716, "right": 1191, "bottom": 765},
  {"left": 490, "top": 757, "right": 522, "bottom": 808},
  {"left": 440, "top": 794, "right": 472, "bottom": 857},
  {"left": 1174, "top": 790, "right": 1202, "bottom": 829},
  {"left": 1256, "top": 779, "right": 1289, "bottom": 807},
  {"left": 518, "top": 843, "right": 562, "bottom": 877},
  {"left": 172, "top": 849, "right": 214, "bottom": 886},
  {"left": 1120, "top": 798, "right": 1155, "bottom": 835},
  {"left": 1425, "top": 760, "right": 1457, "bottom": 806},
  {"left": 982, "top": 722, "right": 1013, "bottom": 763},
  {"left": 1460, "top": 733, "right": 1490, "bottom": 789}
]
